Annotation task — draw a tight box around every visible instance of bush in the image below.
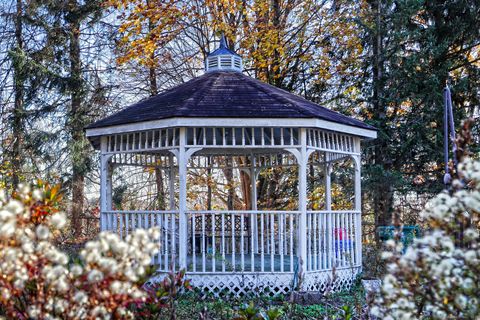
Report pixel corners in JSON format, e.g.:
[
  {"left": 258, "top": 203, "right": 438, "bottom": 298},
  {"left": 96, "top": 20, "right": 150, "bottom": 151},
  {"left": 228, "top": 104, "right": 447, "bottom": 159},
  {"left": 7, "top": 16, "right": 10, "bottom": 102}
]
[
  {"left": 371, "top": 158, "right": 480, "bottom": 319},
  {"left": 0, "top": 185, "right": 160, "bottom": 319}
]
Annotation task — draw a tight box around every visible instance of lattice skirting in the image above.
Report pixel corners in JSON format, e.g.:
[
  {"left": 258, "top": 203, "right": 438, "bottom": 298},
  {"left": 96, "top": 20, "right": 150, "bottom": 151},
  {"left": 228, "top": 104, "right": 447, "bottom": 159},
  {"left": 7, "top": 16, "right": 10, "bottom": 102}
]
[{"left": 150, "top": 267, "right": 361, "bottom": 297}]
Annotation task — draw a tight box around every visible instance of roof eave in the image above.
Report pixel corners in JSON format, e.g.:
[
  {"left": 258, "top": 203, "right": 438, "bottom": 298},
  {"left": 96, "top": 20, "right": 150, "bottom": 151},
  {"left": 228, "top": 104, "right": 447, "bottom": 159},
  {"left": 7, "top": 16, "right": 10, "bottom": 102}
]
[{"left": 85, "top": 116, "right": 377, "bottom": 141}]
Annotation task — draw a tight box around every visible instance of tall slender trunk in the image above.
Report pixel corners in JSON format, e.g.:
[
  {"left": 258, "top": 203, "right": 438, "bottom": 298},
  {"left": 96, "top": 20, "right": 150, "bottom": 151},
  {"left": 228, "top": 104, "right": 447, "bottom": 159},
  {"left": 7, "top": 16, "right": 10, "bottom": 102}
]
[
  {"left": 370, "top": 0, "right": 393, "bottom": 232},
  {"left": 68, "top": 0, "right": 85, "bottom": 238},
  {"left": 150, "top": 64, "right": 163, "bottom": 209},
  {"left": 11, "top": 0, "right": 24, "bottom": 188}
]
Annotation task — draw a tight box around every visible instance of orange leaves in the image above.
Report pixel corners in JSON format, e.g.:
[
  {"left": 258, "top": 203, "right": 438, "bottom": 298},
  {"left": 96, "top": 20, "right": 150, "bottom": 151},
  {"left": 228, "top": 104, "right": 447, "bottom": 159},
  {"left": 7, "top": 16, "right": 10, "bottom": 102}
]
[
  {"left": 109, "top": 0, "right": 187, "bottom": 67},
  {"left": 11, "top": 179, "right": 63, "bottom": 225}
]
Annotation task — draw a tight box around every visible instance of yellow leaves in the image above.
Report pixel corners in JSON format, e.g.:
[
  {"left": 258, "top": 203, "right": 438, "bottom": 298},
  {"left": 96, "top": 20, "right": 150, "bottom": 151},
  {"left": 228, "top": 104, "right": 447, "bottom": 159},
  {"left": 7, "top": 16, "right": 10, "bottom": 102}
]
[{"left": 309, "top": 185, "right": 353, "bottom": 211}]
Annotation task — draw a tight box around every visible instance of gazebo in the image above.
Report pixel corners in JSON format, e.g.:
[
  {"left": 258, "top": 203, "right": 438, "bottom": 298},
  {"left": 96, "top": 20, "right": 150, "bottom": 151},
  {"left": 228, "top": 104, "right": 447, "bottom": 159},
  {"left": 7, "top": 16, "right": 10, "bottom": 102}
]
[{"left": 85, "top": 37, "right": 377, "bottom": 296}]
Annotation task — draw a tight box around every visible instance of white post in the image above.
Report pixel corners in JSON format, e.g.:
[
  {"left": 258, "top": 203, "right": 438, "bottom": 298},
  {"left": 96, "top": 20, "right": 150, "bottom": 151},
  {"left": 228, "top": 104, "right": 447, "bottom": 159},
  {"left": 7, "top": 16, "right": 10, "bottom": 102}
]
[
  {"left": 178, "top": 128, "right": 188, "bottom": 269},
  {"left": 325, "top": 158, "right": 332, "bottom": 268},
  {"left": 353, "top": 150, "right": 362, "bottom": 268},
  {"left": 100, "top": 136, "right": 111, "bottom": 232},
  {"left": 251, "top": 155, "right": 258, "bottom": 253},
  {"left": 298, "top": 128, "right": 308, "bottom": 275}
]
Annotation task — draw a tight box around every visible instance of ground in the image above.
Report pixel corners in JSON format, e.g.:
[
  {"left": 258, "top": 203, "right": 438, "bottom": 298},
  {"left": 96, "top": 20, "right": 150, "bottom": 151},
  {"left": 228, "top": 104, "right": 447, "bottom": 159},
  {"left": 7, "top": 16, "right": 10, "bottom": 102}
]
[{"left": 154, "top": 283, "right": 366, "bottom": 319}]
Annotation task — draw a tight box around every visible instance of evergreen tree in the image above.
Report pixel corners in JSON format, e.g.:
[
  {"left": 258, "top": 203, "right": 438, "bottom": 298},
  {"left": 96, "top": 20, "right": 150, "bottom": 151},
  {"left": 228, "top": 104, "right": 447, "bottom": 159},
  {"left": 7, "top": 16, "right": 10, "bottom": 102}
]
[{"left": 361, "top": 0, "right": 480, "bottom": 228}]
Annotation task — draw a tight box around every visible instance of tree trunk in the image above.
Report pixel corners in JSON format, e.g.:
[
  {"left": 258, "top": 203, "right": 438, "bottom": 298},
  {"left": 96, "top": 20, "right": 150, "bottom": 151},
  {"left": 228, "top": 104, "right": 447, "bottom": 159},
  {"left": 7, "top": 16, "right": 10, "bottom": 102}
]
[
  {"left": 370, "top": 0, "right": 393, "bottom": 232},
  {"left": 11, "top": 0, "right": 24, "bottom": 189},
  {"left": 68, "top": 0, "right": 85, "bottom": 239}
]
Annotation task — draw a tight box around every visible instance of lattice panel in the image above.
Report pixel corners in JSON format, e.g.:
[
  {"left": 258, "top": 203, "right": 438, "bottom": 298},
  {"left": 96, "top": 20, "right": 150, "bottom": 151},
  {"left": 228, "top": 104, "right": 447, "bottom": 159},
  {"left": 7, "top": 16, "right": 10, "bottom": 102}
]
[
  {"left": 184, "top": 273, "right": 295, "bottom": 297},
  {"left": 193, "top": 214, "right": 250, "bottom": 233},
  {"left": 302, "top": 267, "right": 361, "bottom": 293},
  {"left": 150, "top": 268, "right": 360, "bottom": 297}
]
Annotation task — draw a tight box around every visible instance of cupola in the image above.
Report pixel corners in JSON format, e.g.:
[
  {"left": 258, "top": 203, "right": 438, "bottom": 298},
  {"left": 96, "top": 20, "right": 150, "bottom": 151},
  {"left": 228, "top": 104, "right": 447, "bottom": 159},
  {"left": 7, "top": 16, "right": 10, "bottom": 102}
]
[{"left": 205, "top": 34, "right": 242, "bottom": 73}]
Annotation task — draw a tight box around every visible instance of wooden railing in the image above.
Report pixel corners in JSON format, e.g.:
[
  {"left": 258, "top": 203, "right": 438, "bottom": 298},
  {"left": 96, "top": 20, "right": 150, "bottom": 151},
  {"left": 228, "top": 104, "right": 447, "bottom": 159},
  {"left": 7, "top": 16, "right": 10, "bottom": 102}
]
[
  {"left": 306, "top": 210, "right": 361, "bottom": 271},
  {"left": 101, "top": 210, "right": 361, "bottom": 274},
  {"left": 186, "top": 210, "right": 299, "bottom": 273},
  {"left": 102, "top": 210, "right": 179, "bottom": 271}
]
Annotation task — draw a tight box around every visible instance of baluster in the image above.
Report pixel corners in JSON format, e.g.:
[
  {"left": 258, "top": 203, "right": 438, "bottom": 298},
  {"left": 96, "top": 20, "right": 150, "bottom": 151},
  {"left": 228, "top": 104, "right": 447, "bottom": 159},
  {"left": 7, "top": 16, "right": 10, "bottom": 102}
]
[
  {"left": 279, "top": 212, "right": 284, "bottom": 272},
  {"left": 202, "top": 213, "right": 206, "bottom": 272},
  {"left": 322, "top": 213, "right": 327, "bottom": 269},
  {"left": 348, "top": 212, "right": 354, "bottom": 266},
  {"left": 131, "top": 212, "right": 136, "bottom": 233},
  {"left": 125, "top": 212, "right": 130, "bottom": 238},
  {"left": 164, "top": 213, "right": 169, "bottom": 269},
  {"left": 173, "top": 213, "right": 177, "bottom": 270},
  {"left": 212, "top": 212, "right": 216, "bottom": 272},
  {"left": 192, "top": 213, "right": 196, "bottom": 272},
  {"left": 119, "top": 212, "right": 124, "bottom": 240},
  {"left": 251, "top": 213, "right": 255, "bottom": 272},
  {"left": 261, "top": 212, "right": 265, "bottom": 272},
  {"left": 156, "top": 213, "right": 162, "bottom": 270},
  {"left": 270, "top": 213, "right": 274, "bottom": 272},
  {"left": 222, "top": 213, "right": 226, "bottom": 272},
  {"left": 112, "top": 212, "right": 117, "bottom": 234},
  {"left": 335, "top": 212, "right": 340, "bottom": 266},
  {"left": 342, "top": 212, "right": 347, "bottom": 266},
  {"left": 231, "top": 213, "right": 236, "bottom": 271},
  {"left": 313, "top": 212, "right": 317, "bottom": 271},
  {"left": 331, "top": 212, "right": 335, "bottom": 267},
  {"left": 265, "top": 212, "right": 270, "bottom": 254},
  {"left": 241, "top": 213, "right": 245, "bottom": 271},
  {"left": 283, "top": 213, "right": 287, "bottom": 265},
  {"left": 290, "top": 213, "right": 294, "bottom": 272}
]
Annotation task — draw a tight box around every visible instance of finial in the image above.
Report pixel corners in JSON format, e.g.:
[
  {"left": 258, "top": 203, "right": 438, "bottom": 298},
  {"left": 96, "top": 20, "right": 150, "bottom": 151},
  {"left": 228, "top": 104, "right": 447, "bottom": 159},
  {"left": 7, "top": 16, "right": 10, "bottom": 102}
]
[{"left": 219, "top": 33, "right": 227, "bottom": 48}]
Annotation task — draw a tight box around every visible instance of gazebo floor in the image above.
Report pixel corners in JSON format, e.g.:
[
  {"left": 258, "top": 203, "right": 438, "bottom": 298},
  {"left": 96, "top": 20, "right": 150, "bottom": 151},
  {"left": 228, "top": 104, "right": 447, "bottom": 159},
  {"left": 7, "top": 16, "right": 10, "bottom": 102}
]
[
  {"left": 185, "top": 253, "right": 298, "bottom": 273},
  {"left": 155, "top": 254, "right": 352, "bottom": 273}
]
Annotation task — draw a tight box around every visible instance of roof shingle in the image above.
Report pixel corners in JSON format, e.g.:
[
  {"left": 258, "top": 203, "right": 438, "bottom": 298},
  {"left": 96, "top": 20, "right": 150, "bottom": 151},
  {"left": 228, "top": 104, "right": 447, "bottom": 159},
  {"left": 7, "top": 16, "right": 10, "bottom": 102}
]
[{"left": 87, "top": 72, "right": 375, "bottom": 131}]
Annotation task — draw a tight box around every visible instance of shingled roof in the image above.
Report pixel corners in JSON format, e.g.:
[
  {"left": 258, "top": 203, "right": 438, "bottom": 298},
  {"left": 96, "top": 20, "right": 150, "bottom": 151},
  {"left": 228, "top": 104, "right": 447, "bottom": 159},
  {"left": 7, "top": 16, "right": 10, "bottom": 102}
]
[{"left": 87, "top": 71, "right": 375, "bottom": 131}]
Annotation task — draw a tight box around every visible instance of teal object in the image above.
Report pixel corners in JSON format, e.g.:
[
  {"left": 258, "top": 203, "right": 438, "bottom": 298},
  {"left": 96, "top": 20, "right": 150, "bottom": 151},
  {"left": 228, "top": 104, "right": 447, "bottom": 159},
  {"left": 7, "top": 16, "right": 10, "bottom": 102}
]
[{"left": 377, "top": 226, "right": 422, "bottom": 251}]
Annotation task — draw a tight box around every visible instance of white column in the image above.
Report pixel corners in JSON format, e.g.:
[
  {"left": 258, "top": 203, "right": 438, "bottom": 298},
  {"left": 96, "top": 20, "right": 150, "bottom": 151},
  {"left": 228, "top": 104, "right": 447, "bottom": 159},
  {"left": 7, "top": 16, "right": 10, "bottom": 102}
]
[
  {"left": 353, "top": 152, "right": 362, "bottom": 268},
  {"left": 100, "top": 136, "right": 111, "bottom": 231},
  {"left": 251, "top": 156, "right": 258, "bottom": 252},
  {"left": 324, "top": 158, "right": 332, "bottom": 269},
  {"left": 178, "top": 128, "right": 188, "bottom": 269},
  {"left": 325, "top": 159, "right": 332, "bottom": 211},
  {"left": 298, "top": 128, "right": 308, "bottom": 275}
]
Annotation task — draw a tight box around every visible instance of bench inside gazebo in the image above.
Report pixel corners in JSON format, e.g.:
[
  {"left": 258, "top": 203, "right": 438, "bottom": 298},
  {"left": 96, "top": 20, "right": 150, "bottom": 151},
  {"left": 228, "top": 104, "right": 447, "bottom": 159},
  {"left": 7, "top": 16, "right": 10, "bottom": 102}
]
[{"left": 85, "top": 36, "right": 377, "bottom": 296}]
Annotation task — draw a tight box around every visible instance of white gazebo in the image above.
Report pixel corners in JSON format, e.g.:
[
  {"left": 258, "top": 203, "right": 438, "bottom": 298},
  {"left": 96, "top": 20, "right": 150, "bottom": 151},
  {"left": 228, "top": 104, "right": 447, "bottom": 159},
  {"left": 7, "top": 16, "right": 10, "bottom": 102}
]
[{"left": 85, "top": 37, "right": 377, "bottom": 296}]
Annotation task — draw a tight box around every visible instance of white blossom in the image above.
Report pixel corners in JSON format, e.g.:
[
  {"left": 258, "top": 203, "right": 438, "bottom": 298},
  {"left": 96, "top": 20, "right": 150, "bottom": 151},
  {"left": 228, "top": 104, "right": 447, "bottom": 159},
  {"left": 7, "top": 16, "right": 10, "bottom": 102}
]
[{"left": 36, "top": 225, "right": 50, "bottom": 240}]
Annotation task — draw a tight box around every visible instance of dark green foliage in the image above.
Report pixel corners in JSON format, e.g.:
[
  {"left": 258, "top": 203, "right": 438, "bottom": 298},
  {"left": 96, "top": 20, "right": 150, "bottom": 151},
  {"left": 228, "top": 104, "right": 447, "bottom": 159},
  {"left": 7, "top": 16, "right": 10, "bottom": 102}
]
[{"left": 359, "top": 0, "right": 480, "bottom": 227}]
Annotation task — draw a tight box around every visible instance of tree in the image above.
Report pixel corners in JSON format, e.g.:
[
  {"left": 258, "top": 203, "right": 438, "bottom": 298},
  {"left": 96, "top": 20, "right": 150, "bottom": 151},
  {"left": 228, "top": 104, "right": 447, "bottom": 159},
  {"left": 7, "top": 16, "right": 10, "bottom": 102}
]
[{"left": 360, "top": 0, "right": 480, "bottom": 230}]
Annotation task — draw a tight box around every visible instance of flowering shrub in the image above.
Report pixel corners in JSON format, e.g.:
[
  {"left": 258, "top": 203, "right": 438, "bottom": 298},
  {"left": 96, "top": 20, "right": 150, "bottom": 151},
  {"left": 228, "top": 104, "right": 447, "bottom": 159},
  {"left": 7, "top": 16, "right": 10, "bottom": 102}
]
[
  {"left": 371, "top": 158, "right": 480, "bottom": 319},
  {"left": 0, "top": 185, "right": 160, "bottom": 319},
  {"left": 137, "top": 269, "right": 191, "bottom": 319}
]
